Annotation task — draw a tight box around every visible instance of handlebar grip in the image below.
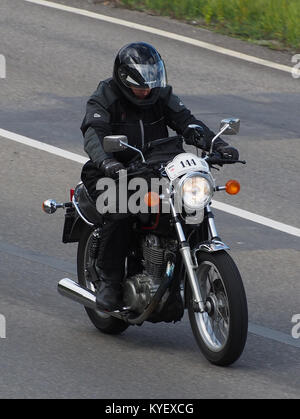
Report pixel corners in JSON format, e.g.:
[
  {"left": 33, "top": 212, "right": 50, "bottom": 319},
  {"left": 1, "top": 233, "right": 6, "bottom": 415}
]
[{"left": 207, "top": 157, "right": 246, "bottom": 165}]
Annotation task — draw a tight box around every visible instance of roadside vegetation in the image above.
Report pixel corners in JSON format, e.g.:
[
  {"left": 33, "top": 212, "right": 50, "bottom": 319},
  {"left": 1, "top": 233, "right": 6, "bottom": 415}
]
[{"left": 119, "top": 0, "right": 300, "bottom": 50}]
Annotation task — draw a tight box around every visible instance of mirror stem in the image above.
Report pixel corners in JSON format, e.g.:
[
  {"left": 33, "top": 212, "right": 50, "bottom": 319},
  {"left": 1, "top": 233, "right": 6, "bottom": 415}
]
[
  {"left": 209, "top": 124, "right": 230, "bottom": 154},
  {"left": 120, "top": 140, "right": 146, "bottom": 163}
]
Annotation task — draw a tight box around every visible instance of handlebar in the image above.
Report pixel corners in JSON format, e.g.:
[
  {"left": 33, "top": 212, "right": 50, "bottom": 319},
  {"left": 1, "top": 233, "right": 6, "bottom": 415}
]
[
  {"left": 206, "top": 154, "right": 246, "bottom": 166},
  {"left": 123, "top": 156, "right": 246, "bottom": 179},
  {"left": 119, "top": 136, "right": 246, "bottom": 175},
  {"left": 146, "top": 135, "right": 246, "bottom": 167},
  {"left": 143, "top": 135, "right": 183, "bottom": 151}
]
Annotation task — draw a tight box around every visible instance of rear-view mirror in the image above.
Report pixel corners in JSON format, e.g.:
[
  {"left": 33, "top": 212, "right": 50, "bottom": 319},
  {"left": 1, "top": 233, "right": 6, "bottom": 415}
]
[
  {"left": 220, "top": 118, "right": 240, "bottom": 135},
  {"left": 103, "top": 135, "right": 128, "bottom": 153}
]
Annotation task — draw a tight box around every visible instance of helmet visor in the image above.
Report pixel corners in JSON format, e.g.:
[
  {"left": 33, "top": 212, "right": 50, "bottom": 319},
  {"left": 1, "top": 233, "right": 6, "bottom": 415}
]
[{"left": 120, "top": 61, "right": 167, "bottom": 89}]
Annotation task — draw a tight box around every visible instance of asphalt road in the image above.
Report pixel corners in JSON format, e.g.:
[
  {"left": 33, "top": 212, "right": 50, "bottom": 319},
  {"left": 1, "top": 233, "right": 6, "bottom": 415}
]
[{"left": 0, "top": 0, "right": 300, "bottom": 399}]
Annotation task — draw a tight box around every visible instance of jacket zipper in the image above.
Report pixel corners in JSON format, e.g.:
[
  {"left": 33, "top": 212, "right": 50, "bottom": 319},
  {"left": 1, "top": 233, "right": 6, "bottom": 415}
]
[{"left": 139, "top": 119, "right": 145, "bottom": 149}]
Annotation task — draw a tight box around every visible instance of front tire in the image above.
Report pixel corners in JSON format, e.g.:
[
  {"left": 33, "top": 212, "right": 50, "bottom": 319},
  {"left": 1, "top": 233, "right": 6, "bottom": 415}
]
[
  {"left": 187, "top": 250, "right": 248, "bottom": 366},
  {"left": 77, "top": 224, "right": 129, "bottom": 335}
]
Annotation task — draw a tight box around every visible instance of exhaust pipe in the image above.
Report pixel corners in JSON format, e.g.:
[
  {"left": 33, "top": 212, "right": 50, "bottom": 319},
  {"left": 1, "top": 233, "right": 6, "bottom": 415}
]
[
  {"left": 58, "top": 277, "right": 172, "bottom": 325},
  {"left": 58, "top": 278, "right": 97, "bottom": 310}
]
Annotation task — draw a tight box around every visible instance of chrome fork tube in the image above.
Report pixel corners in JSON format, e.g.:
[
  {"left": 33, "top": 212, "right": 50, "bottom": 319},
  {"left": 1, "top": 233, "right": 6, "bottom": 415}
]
[
  {"left": 206, "top": 204, "right": 219, "bottom": 239},
  {"left": 180, "top": 246, "right": 205, "bottom": 312},
  {"left": 169, "top": 198, "right": 205, "bottom": 313}
]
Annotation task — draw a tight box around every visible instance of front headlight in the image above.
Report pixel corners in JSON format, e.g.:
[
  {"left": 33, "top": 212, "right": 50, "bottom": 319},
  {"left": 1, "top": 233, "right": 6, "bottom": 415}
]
[{"left": 180, "top": 175, "right": 214, "bottom": 211}]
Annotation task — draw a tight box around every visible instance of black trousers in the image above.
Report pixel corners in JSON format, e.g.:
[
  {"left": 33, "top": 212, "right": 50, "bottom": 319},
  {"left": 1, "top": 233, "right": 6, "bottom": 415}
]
[{"left": 97, "top": 218, "right": 132, "bottom": 282}]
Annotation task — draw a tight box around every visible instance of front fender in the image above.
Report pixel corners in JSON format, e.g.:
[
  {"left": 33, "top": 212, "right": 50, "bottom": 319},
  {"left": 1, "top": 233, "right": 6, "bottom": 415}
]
[{"left": 193, "top": 240, "right": 230, "bottom": 258}]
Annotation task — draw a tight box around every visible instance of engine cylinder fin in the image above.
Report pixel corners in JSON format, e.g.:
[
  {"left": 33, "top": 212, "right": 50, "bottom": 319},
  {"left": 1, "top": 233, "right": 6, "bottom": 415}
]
[{"left": 143, "top": 244, "right": 166, "bottom": 280}]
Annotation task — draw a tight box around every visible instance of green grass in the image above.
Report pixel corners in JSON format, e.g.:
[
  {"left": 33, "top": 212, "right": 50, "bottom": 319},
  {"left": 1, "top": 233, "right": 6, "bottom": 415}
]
[{"left": 119, "top": 0, "right": 300, "bottom": 50}]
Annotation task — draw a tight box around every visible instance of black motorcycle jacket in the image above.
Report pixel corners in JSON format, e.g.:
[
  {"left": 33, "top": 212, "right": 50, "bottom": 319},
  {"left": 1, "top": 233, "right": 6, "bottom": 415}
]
[{"left": 80, "top": 78, "right": 227, "bottom": 168}]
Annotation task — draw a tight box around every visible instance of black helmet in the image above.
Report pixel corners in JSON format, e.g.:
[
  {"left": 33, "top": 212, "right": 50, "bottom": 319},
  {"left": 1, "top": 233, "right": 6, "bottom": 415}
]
[{"left": 113, "top": 42, "right": 167, "bottom": 106}]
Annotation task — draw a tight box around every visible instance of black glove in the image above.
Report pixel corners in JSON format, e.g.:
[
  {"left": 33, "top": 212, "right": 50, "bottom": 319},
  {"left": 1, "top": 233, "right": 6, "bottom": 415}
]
[
  {"left": 100, "top": 158, "right": 125, "bottom": 178},
  {"left": 183, "top": 125, "right": 208, "bottom": 149},
  {"left": 215, "top": 144, "right": 239, "bottom": 162}
]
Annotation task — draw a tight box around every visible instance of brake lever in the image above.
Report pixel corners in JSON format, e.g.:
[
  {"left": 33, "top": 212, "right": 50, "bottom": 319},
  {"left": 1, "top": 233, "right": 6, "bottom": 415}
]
[
  {"left": 207, "top": 155, "right": 246, "bottom": 165},
  {"left": 217, "top": 159, "right": 246, "bottom": 165}
]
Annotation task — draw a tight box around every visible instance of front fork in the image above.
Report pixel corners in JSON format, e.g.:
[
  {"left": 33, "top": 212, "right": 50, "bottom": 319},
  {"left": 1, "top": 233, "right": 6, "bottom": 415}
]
[{"left": 170, "top": 202, "right": 223, "bottom": 313}]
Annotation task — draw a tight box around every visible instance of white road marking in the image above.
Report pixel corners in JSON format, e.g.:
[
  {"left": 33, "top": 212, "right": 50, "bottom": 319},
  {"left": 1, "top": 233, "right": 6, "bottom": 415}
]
[
  {"left": 1, "top": 128, "right": 299, "bottom": 237},
  {"left": 0, "top": 128, "right": 88, "bottom": 164},
  {"left": 212, "top": 201, "right": 300, "bottom": 238},
  {"left": 23, "top": 0, "right": 300, "bottom": 76},
  {"left": 248, "top": 323, "right": 300, "bottom": 349}
]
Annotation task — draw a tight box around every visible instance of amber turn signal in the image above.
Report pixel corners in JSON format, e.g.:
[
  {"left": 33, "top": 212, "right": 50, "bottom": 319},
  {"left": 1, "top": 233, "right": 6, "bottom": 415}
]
[
  {"left": 144, "top": 191, "right": 160, "bottom": 208},
  {"left": 225, "top": 180, "right": 240, "bottom": 195}
]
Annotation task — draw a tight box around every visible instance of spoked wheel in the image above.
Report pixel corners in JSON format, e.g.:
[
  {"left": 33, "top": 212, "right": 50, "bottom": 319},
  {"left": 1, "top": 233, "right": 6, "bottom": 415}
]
[
  {"left": 187, "top": 250, "right": 248, "bottom": 366},
  {"left": 77, "top": 225, "right": 129, "bottom": 335}
]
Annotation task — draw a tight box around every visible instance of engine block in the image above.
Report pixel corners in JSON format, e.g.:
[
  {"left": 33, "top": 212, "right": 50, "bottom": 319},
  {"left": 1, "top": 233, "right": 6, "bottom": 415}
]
[
  {"left": 123, "top": 273, "right": 160, "bottom": 313},
  {"left": 123, "top": 234, "right": 169, "bottom": 313}
]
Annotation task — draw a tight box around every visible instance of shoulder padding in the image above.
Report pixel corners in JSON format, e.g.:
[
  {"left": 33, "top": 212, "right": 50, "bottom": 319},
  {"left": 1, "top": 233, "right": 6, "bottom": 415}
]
[
  {"left": 159, "top": 85, "right": 172, "bottom": 102},
  {"left": 167, "top": 93, "right": 187, "bottom": 113},
  {"left": 92, "top": 78, "right": 119, "bottom": 110}
]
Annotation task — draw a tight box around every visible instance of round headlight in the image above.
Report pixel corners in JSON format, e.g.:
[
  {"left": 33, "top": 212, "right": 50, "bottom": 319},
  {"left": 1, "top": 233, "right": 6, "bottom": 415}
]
[{"left": 181, "top": 175, "right": 213, "bottom": 210}]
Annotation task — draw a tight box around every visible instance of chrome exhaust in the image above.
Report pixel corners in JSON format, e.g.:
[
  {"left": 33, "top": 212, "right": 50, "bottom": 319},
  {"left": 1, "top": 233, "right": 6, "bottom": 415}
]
[
  {"left": 58, "top": 277, "right": 172, "bottom": 324},
  {"left": 58, "top": 278, "right": 97, "bottom": 310}
]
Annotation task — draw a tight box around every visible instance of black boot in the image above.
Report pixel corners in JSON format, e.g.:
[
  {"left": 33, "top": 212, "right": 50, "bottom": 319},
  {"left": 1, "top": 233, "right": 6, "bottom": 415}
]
[
  {"left": 95, "top": 219, "right": 131, "bottom": 311},
  {"left": 96, "top": 273, "right": 123, "bottom": 312}
]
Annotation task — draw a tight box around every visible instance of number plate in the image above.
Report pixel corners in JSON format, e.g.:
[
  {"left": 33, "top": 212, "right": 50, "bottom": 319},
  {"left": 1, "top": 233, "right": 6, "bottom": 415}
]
[{"left": 165, "top": 153, "right": 209, "bottom": 180}]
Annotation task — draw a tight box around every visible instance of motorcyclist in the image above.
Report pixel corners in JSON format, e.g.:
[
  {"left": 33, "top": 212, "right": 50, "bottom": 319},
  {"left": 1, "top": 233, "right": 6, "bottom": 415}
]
[{"left": 80, "top": 42, "right": 239, "bottom": 311}]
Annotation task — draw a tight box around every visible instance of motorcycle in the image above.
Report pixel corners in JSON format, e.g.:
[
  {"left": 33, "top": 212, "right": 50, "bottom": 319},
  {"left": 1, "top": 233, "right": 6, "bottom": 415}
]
[{"left": 43, "top": 118, "right": 248, "bottom": 366}]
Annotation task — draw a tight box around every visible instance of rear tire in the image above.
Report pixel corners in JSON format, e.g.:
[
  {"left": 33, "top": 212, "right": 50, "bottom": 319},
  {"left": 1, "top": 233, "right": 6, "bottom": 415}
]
[
  {"left": 77, "top": 224, "right": 129, "bottom": 335},
  {"left": 187, "top": 250, "right": 248, "bottom": 366}
]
